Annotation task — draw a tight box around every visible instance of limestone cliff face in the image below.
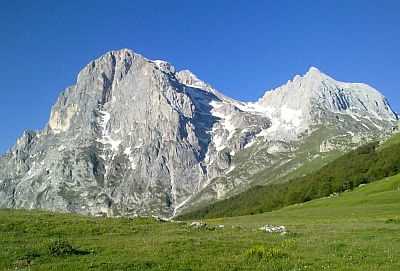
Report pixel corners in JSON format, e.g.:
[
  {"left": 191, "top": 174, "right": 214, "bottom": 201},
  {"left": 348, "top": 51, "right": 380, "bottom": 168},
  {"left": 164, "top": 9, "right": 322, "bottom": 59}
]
[
  {"left": 0, "top": 50, "right": 211, "bottom": 217},
  {"left": 0, "top": 49, "right": 397, "bottom": 217}
]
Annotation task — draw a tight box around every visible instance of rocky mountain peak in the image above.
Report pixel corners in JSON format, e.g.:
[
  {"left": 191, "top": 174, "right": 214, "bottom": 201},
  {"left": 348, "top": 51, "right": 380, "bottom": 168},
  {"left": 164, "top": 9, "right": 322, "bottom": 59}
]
[
  {"left": 152, "top": 60, "right": 176, "bottom": 74},
  {"left": 176, "top": 69, "right": 218, "bottom": 96},
  {"left": 0, "top": 49, "right": 397, "bottom": 218},
  {"left": 304, "top": 66, "right": 325, "bottom": 77},
  {"left": 176, "top": 70, "right": 203, "bottom": 87},
  {"left": 255, "top": 67, "right": 397, "bottom": 140},
  {"left": 290, "top": 67, "right": 335, "bottom": 89}
]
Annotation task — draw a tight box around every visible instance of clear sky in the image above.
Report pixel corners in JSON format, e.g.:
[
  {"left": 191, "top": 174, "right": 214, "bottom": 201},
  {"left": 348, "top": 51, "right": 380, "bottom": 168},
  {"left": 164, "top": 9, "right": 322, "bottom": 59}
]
[{"left": 0, "top": 0, "right": 399, "bottom": 154}]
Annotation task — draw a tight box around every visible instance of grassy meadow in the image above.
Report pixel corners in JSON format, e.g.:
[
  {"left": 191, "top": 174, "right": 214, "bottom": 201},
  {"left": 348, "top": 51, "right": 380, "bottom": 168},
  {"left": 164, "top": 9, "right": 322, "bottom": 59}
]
[{"left": 1, "top": 173, "right": 400, "bottom": 270}]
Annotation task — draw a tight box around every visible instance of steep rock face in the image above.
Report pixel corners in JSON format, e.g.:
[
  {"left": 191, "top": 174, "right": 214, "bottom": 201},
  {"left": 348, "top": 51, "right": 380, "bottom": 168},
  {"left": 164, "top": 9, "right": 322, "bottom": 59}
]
[
  {"left": 0, "top": 50, "right": 215, "bottom": 217},
  {"left": 0, "top": 50, "right": 398, "bottom": 217},
  {"left": 0, "top": 49, "right": 267, "bottom": 217}
]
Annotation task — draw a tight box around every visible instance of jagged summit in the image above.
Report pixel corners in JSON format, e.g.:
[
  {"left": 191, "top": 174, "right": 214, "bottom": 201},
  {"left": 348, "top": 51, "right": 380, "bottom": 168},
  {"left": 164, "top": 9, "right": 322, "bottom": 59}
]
[
  {"left": 289, "top": 67, "right": 339, "bottom": 87},
  {"left": 258, "top": 67, "right": 397, "bottom": 123},
  {"left": 176, "top": 70, "right": 202, "bottom": 86},
  {"left": 308, "top": 66, "right": 321, "bottom": 73},
  {"left": 285, "top": 67, "right": 330, "bottom": 83},
  {"left": 305, "top": 66, "right": 325, "bottom": 76},
  {"left": 176, "top": 69, "right": 213, "bottom": 92},
  {"left": 0, "top": 49, "right": 397, "bottom": 218}
]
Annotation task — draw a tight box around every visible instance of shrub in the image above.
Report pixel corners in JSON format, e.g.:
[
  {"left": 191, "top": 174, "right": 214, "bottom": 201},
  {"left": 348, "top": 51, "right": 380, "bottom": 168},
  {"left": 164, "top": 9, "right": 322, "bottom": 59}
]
[
  {"left": 385, "top": 217, "right": 400, "bottom": 224},
  {"left": 47, "top": 239, "right": 77, "bottom": 256},
  {"left": 244, "top": 245, "right": 286, "bottom": 260}
]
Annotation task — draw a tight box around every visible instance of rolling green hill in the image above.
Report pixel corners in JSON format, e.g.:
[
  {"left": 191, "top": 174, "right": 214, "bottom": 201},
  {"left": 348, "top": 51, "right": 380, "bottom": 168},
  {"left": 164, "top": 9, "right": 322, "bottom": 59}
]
[
  {"left": 1, "top": 173, "right": 400, "bottom": 270},
  {"left": 177, "top": 135, "right": 400, "bottom": 220}
]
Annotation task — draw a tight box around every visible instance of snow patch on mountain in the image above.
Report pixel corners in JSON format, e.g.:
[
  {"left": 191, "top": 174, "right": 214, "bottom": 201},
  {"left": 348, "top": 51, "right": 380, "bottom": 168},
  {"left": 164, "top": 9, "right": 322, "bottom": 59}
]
[
  {"left": 96, "top": 110, "right": 122, "bottom": 152},
  {"left": 210, "top": 103, "right": 236, "bottom": 151}
]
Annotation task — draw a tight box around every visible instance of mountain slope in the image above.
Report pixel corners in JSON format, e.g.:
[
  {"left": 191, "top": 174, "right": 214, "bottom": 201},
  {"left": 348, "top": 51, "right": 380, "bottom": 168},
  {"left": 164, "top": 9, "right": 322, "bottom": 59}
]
[
  {"left": 0, "top": 49, "right": 398, "bottom": 217},
  {"left": 209, "top": 171, "right": 400, "bottom": 227},
  {"left": 177, "top": 67, "right": 398, "bottom": 214},
  {"left": 177, "top": 134, "right": 400, "bottom": 219}
]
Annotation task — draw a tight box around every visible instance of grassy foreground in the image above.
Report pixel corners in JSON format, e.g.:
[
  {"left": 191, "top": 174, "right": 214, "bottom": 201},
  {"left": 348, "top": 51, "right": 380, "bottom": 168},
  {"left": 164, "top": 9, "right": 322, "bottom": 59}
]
[{"left": 1, "top": 174, "right": 400, "bottom": 270}]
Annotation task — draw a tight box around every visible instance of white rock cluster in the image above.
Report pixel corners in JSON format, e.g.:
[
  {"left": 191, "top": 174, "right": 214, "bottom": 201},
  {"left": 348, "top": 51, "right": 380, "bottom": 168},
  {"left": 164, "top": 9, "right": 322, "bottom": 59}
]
[
  {"left": 190, "top": 221, "right": 207, "bottom": 228},
  {"left": 259, "top": 225, "right": 288, "bottom": 234}
]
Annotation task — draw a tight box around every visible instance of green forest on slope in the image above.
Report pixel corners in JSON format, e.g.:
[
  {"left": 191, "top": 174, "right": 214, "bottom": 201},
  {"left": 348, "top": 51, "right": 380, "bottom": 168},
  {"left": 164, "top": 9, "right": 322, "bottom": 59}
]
[{"left": 178, "top": 135, "right": 400, "bottom": 220}]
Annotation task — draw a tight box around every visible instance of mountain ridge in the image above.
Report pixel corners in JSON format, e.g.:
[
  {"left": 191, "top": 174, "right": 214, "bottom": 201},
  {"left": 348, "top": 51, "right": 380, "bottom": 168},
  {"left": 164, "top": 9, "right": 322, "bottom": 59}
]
[{"left": 0, "top": 49, "right": 397, "bottom": 217}]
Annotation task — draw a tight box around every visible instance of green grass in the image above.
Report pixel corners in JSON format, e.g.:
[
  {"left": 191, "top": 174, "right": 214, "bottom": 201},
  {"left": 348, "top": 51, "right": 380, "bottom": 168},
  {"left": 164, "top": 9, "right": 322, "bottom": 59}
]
[
  {"left": 0, "top": 210, "right": 293, "bottom": 271},
  {"left": 205, "top": 173, "right": 400, "bottom": 270},
  {"left": 380, "top": 133, "right": 400, "bottom": 150},
  {"left": 1, "top": 173, "right": 400, "bottom": 270}
]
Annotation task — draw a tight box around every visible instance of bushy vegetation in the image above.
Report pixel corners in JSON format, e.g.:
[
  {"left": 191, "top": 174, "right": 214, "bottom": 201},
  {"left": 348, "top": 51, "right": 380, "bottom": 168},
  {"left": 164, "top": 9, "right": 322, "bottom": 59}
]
[
  {"left": 385, "top": 217, "right": 400, "bottom": 224},
  {"left": 178, "top": 139, "right": 400, "bottom": 220},
  {"left": 244, "top": 245, "right": 286, "bottom": 260},
  {"left": 47, "top": 238, "right": 87, "bottom": 256}
]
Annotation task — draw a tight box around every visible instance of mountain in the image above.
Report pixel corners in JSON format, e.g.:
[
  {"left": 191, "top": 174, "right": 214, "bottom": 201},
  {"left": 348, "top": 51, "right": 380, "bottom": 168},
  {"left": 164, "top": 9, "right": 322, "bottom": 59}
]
[
  {"left": 0, "top": 49, "right": 398, "bottom": 217},
  {"left": 257, "top": 67, "right": 397, "bottom": 138},
  {"left": 177, "top": 66, "right": 398, "bottom": 214}
]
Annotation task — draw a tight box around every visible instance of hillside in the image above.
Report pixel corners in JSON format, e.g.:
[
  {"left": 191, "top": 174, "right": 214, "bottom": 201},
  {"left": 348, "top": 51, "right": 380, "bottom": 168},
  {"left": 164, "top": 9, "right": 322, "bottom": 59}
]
[
  {"left": 1, "top": 173, "right": 399, "bottom": 270},
  {"left": 178, "top": 134, "right": 400, "bottom": 219}
]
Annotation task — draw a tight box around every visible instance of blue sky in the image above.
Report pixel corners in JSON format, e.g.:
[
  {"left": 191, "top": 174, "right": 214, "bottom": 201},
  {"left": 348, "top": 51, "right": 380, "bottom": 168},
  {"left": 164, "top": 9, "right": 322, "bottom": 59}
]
[{"left": 0, "top": 0, "right": 399, "bottom": 154}]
